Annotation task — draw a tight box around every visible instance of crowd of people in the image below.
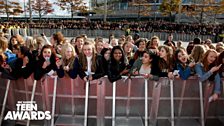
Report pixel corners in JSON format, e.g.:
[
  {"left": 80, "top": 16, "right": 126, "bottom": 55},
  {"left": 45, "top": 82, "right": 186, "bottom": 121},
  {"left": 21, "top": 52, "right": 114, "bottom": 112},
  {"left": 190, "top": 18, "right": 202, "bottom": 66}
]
[
  {"left": 0, "top": 31, "right": 223, "bottom": 102},
  {"left": 0, "top": 20, "right": 224, "bottom": 36}
]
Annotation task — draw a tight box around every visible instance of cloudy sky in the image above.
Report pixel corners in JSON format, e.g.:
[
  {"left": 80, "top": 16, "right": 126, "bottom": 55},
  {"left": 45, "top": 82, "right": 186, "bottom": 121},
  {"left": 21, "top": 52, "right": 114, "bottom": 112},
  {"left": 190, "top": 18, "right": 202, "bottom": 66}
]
[{"left": 18, "top": 0, "right": 91, "bottom": 16}]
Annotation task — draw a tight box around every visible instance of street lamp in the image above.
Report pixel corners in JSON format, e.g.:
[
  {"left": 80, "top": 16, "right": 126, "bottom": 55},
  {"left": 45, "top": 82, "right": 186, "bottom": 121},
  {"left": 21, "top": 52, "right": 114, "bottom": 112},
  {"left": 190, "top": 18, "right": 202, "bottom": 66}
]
[{"left": 24, "top": 0, "right": 27, "bottom": 22}]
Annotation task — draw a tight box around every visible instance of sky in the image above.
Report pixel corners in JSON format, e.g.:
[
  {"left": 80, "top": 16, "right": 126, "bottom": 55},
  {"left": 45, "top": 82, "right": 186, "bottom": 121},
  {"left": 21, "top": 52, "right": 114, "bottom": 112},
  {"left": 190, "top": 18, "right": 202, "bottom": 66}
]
[{"left": 18, "top": 0, "right": 91, "bottom": 16}]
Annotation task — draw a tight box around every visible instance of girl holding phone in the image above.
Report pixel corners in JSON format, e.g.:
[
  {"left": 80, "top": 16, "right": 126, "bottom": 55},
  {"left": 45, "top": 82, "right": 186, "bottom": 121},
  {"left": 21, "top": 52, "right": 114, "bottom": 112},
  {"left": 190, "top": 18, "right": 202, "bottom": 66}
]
[
  {"left": 195, "top": 49, "right": 222, "bottom": 101},
  {"left": 34, "top": 45, "right": 57, "bottom": 80}
]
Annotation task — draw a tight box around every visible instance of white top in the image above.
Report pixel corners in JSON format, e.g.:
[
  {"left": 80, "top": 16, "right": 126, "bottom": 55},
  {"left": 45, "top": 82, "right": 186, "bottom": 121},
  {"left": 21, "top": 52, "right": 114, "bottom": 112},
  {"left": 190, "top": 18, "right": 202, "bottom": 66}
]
[
  {"left": 139, "top": 65, "right": 151, "bottom": 75},
  {"left": 86, "top": 56, "right": 92, "bottom": 75}
]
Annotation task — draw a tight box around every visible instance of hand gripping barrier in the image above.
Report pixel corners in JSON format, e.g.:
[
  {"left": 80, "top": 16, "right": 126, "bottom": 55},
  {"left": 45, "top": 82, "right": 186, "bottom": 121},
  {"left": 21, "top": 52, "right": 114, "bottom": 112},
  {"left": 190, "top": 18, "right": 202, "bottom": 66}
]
[{"left": 0, "top": 76, "right": 223, "bottom": 126}]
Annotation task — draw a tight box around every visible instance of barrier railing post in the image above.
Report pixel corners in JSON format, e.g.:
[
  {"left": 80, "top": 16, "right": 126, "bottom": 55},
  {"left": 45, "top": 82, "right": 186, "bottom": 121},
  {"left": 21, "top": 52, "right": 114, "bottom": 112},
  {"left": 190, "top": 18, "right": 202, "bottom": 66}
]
[
  {"left": 84, "top": 81, "right": 90, "bottom": 126},
  {"left": 24, "top": 79, "right": 29, "bottom": 101},
  {"left": 51, "top": 77, "right": 58, "bottom": 126},
  {"left": 40, "top": 79, "right": 48, "bottom": 126},
  {"left": 150, "top": 81, "right": 161, "bottom": 126},
  {"left": 170, "top": 80, "right": 174, "bottom": 126},
  {"left": 204, "top": 82, "right": 213, "bottom": 122},
  {"left": 26, "top": 80, "right": 37, "bottom": 126},
  {"left": 97, "top": 78, "right": 105, "bottom": 126},
  {"left": 199, "top": 81, "right": 205, "bottom": 126},
  {"left": 112, "top": 82, "right": 116, "bottom": 126},
  {"left": 0, "top": 80, "right": 11, "bottom": 126},
  {"left": 71, "top": 79, "right": 75, "bottom": 116},
  {"left": 177, "top": 80, "right": 187, "bottom": 124},
  {"left": 126, "top": 78, "right": 131, "bottom": 116},
  {"left": 144, "top": 79, "right": 148, "bottom": 126}
]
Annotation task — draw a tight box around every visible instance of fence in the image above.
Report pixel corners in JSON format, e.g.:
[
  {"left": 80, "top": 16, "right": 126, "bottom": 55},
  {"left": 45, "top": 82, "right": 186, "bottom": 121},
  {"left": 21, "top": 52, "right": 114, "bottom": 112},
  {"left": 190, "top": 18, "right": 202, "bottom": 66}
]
[
  {"left": 4, "top": 28, "right": 216, "bottom": 42},
  {"left": 0, "top": 76, "right": 224, "bottom": 126}
]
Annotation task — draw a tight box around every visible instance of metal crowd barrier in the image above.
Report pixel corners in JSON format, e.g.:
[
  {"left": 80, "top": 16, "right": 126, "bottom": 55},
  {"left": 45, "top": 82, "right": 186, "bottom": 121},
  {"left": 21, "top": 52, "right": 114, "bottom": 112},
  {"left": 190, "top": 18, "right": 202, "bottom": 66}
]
[
  {"left": 0, "top": 76, "right": 224, "bottom": 126},
  {"left": 6, "top": 28, "right": 216, "bottom": 42}
]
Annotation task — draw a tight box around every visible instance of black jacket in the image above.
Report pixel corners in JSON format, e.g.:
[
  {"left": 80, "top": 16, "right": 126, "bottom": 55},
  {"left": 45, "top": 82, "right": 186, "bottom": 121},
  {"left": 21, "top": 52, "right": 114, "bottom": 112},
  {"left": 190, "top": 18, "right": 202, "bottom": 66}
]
[
  {"left": 34, "top": 59, "right": 57, "bottom": 80},
  {"left": 79, "top": 55, "right": 105, "bottom": 80},
  {"left": 108, "top": 60, "right": 127, "bottom": 83},
  {"left": 56, "top": 57, "right": 81, "bottom": 79}
]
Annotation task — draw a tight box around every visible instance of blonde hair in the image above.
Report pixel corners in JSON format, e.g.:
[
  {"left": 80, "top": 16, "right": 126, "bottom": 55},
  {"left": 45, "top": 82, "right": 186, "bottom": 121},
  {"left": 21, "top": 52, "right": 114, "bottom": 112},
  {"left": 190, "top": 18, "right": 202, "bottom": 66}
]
[
  {"left": 61, "top": 43, "right": 77, "bottom": 70},
  {"left": 0, "top": 37, "right": 8, "bottom": 52},
  {"left": 190, "top": 45, "right": 206, "bottom": 63},
  {"left": 25, "top": 36, "right": 35, "bottom": 51},
  {"left": 79, "top": 40, "right": 97, "bottom": 71}
]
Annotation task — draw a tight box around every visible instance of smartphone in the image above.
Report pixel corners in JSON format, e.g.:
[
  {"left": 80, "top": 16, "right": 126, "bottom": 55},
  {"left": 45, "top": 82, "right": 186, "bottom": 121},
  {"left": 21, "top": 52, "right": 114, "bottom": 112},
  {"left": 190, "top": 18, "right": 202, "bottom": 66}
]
[
  {"left": 173, "top": 70, "right": 179, "bottom": 76},
  {"left": 45, "top": 57, "right": 50, "bottom": 62}
]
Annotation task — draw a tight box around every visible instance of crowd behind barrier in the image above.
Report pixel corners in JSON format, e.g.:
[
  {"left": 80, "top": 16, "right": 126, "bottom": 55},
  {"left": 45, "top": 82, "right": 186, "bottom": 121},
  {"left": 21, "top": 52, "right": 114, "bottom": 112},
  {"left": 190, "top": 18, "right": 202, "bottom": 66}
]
[
  {"left": 1, "top": 20, "right": 224, "bottom": 36},
  {"left": 0, "top": 19, "right": 224, "bottom": 126},
  {"left": 0, "top": 27, "right": 217, "bottom": 43},
  {"left": 0, "top": 76, "right": 224, "bottom": 126}
]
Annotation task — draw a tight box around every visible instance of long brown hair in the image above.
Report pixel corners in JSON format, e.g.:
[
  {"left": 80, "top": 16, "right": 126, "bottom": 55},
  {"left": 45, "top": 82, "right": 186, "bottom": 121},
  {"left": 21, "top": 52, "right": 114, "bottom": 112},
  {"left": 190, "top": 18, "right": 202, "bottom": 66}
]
[
  {"left": 201, "top": 49, "right": 218, "bottom": 72},
  {"left": 190, "top": 45, "right": 206, "bottom": 63},
  {"left": 79, "top": 40, "right": 97, "bottom": 72},
  {"left": 158, "top": 45, "right": 174, "bottom": 71}
]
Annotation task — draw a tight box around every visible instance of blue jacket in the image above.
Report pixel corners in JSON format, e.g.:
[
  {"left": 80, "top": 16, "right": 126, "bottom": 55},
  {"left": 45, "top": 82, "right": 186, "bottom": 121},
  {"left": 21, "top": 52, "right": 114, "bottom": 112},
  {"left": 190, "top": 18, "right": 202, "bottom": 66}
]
[
  {"left": 176, "top": 63, "right": 191, "bottom": 80},
  {"left": 195, "top": 63, "right": 221, "bottom": 94}
]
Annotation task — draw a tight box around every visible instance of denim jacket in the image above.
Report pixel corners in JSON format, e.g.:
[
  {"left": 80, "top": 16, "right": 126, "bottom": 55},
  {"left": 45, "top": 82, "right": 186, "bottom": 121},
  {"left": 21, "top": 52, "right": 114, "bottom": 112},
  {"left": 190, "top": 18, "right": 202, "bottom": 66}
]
[
  {"left": 176, "top": 63, "right": 191, "bottom": 80},
  {"left": 195, "top": 63, "right": 221, "bottom": 94}
]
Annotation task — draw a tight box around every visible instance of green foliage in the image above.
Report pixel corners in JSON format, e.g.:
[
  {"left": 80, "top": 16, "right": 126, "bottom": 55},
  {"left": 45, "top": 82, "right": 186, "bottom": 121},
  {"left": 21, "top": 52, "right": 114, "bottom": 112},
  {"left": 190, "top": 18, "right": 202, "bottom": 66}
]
[{"left": 160, "top": 0, "right": 181, "bottom": 16}]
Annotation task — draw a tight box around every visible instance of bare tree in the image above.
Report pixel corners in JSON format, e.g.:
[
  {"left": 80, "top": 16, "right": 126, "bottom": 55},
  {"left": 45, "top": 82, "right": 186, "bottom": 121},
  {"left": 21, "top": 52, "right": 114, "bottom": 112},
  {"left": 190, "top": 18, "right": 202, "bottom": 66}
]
[
  {"left": 55, "top": 0, "right": 88, "bottom": 18},
  {"left": 0, "top": 0, "right": 23, "bottom": 21},
  {"left": 30, "top": 0, "right": 54, "bottom": 21}
]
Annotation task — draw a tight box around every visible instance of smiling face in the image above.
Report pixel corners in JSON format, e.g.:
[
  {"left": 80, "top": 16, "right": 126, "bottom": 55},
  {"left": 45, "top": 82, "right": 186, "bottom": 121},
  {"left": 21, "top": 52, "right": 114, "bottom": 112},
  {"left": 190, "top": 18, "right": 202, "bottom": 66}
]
[
  {"left": 96, "top": 42, "right": 104, "bottom": 53},
  {"left": 177, "top": 51, "right": 188, "bottom": 63},
  {"left": 142, "top": 53, "right": 152, "bottom": 65},
  {"left": 139, "top": 41, "right": 146, "bottom": 51},
  {"left": 65, "top": 47, "right": 73, "bottom": 59},
  {"left": 43, "top": 48, "right": 52, "bottom": 60},
  {"left": 76, "top": 38, "right": 84, "bottom": 49},
  {"left": 113, "top": 49, "right": 122, "bottom": 61},
  {"left": 124, "top": 42, "right": 132, "bottom": 54},
  {"left": 83, "top": 44, "right": 93, "bottom": 57},
  {"left": 207, "top": 51, "right": 217, "bottom": 64},
  {"left": 152, "top": 38, "right": 159, "bottom": 48}
]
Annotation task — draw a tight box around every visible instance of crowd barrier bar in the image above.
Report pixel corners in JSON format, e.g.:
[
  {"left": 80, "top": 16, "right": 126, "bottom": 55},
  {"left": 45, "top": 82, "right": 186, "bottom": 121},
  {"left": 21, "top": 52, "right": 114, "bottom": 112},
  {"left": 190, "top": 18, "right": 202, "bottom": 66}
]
[
  {"left": 6, "top": 28, "right": 217, "bottom": 43},
  {"left": 126, "top": 79, "right": 131, "bottom": 117},
  {"left": 0, "top": 76, "right": 224, "bottom": 126},
  {"left": 170, "top": 80, "right": 174, "bottom": 126},
  {"left": 177, "top": 80, "right": 186, "bottom": 124},
  {"left": 41, "top": 79, "right": 48, "bottom": 126},
  {"left": 0, "top": 80, "right": 10, "bottom": 126},
  {"left": 144, "top": 79, "right": 148, "bottom": 126},
  {"left": 84, "top": 80, "right": 90, "bottom": 126},
  {"left": 112, "top": 81, "right": 116, "bottom": 126},
  {"left": 24, "top": 79, "right": 29, "bottom": 101},
  {"left": 199, "top": 81, "right": 205, "bottom": 126},
  {"left": 71, "top": 79, "right": 75, "bottom": 116},
  {"left": 26, "top": 80, "right": 37, "bottom": 126},
  {"left": 204, "top": 82, "right": 213, "bottom": 121},
  {"left": 51, "top": 77, "right": 58, "bottom": 126},
  {"left": 150, "top": 81, "right": 161, "bottom": 126}
]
